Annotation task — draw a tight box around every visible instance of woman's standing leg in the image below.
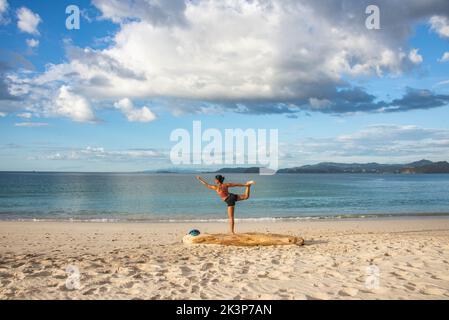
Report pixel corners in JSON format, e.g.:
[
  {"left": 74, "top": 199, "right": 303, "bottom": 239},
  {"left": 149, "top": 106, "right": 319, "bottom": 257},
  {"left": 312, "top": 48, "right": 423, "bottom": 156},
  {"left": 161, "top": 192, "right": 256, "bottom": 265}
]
[{"left": 227, "top": 206, "right": 235, "bottom": 234}]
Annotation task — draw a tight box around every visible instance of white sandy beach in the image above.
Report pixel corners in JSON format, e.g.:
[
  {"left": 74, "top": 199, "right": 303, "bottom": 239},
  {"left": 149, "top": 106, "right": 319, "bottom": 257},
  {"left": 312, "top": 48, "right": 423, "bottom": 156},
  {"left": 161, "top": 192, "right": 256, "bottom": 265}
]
[{"left": 1, "top": 218, "right": 449, "bottom": 300}]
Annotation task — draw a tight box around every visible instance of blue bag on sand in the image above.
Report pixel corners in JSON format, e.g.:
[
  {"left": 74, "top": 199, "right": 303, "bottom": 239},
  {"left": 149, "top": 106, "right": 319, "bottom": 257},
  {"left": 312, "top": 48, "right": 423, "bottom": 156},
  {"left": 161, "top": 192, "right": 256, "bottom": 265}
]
[{"left": 189, "top": 229, "right": 200, "bottom": 236}]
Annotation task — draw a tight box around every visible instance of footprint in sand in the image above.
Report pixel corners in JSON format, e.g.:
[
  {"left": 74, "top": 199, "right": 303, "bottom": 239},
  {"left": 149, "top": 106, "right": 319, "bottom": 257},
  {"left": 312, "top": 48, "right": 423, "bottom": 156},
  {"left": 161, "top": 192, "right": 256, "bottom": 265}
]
[
  {"left": 1, "top": 279, "right": 12, "bottom": 286},
  {"left": 257, "top": 271, "right": 268, "bottom": 278},
  {"left": 0, "top": 272, "right": 13, "bottom": 279},
  {"left": 82, "top": 288, "right": 96, "bottom": 295},
  {"left": 200, "top": 262, "right": 214, "bottom": 271},
  {"left": 98, "top": 286, "right": 108, "bottom": 293},
  {"left": 270, "top": 259, "right": 280, "bottom": 265},
  {"left": 338, "top": 287, "right": 359, "bottom": 297},
  {"left": 31, "top": 270, "right": 53, "bottom": 277},
  {"left": 391, "top": 271, "right": 409, "bottom": 281},
  {"left": 178, "top": 266, "right": 192, "bottom": 276},
  {"left": 190, "top": 285, "right": 200, "bottom": 294},
  {"left": 404, "top": 282, "right": 417, "bottom": 291},
  {"left": 420, "top": 286, "right": 447, "bottom": 296},
  {"left": 305, "top": 292, "right": 331, "bottom": 300},
  {"left": 11, "top": 262, "right": 26, "bottom": 268},
  {"left": 268, "top": 270, "right": 289, "bottom": 280},
  {"left": 121, "top": 281, "right": 137, "bottom": 289}
]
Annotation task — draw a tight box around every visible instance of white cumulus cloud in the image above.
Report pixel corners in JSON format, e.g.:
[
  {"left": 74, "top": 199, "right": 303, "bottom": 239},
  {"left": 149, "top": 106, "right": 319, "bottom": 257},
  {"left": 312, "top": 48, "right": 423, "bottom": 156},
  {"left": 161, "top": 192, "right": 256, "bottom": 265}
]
[
  {"left": 26, "top": 38, "right": 39, "bottom": 48},
  {"left": 50, "top": 86, "right": 96, "bottom": 122},
  {"left": 114, "top": 98, "right": 156, "bottom": 122},
  {"left": 6, "top": 0, "right": 449, "bottom": 120},
  {"left": 93, "top": 0, "right": 186, "bottom": 26},
  {"left": 0, "top": 0, "right": 7, "bottom": 13},
  {"left": 17, "top": 7, "right": 41, "bottom": 35},
  {"left": 430, "top": 15, "right": 449, "bottom": 38},
  {"left": 0, "top": 0, "right": 8, "bottom": 24},
  {"left": 18, "top": 1, "right": 415, "bottom": 104},
  {"left": 439, "top": 52, "right": 449, "bottom": 62},
  {"left": 409, "top": 49, "right": 423, "bottom": 64}
]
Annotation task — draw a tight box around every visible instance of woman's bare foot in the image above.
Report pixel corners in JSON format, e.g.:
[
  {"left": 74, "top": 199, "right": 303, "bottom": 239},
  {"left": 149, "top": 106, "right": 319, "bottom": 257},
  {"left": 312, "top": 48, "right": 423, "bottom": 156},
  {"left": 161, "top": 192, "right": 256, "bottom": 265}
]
[{"left": 246, "top": 180, "right": 256, "bottom": 185}]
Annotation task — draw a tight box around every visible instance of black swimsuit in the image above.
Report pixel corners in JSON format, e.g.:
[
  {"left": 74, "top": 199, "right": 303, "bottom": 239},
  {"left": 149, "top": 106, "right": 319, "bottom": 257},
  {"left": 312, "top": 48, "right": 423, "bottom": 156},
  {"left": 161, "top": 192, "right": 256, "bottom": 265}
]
[{"left": 224, "top": 193, "right": 238, "bottom": 207}]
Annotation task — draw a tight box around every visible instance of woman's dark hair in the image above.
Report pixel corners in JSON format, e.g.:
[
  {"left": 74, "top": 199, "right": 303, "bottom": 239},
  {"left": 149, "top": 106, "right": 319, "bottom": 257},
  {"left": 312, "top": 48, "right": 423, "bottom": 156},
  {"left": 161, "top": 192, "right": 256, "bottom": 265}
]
[{"left": 215, "top": 175, "right": 225, "bottom": 183}]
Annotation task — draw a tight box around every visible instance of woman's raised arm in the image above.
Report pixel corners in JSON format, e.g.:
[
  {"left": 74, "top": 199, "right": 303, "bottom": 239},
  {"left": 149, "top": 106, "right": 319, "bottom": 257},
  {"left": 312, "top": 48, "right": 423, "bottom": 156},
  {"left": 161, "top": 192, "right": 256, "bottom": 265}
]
[{"left": 196, "top": 176, "right": 217, "bottom": 190}]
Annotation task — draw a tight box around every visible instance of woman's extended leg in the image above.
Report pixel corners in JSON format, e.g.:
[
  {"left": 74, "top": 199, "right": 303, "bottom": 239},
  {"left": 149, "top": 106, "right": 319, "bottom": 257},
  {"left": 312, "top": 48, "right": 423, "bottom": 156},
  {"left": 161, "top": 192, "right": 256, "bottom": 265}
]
[
  {"left": 237, "top": 184, "right": 251, "bottom": 201},
  {"left": 227, "top": 206, "right": 235, "bottom": 234}
]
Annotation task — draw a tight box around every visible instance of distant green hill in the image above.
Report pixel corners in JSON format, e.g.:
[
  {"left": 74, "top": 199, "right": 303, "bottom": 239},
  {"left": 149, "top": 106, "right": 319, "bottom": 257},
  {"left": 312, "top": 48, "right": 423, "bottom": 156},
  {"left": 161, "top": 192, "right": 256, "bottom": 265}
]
[{"left": 277, "top": 159, "right": 449, "bottom": 174}]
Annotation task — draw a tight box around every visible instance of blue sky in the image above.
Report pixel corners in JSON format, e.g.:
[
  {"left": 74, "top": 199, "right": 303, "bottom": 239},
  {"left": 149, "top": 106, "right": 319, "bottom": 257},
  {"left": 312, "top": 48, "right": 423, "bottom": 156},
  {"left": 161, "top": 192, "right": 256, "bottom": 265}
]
[{"left": 1, "top": 0, "right": 449, "bottom": 171}]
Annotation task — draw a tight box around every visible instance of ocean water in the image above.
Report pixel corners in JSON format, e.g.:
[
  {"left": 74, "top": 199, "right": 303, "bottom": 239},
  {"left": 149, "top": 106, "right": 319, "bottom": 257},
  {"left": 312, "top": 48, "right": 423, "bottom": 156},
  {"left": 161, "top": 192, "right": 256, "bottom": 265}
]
[{"left": 1, "top": 172, "right": 449, "bottom": 221}]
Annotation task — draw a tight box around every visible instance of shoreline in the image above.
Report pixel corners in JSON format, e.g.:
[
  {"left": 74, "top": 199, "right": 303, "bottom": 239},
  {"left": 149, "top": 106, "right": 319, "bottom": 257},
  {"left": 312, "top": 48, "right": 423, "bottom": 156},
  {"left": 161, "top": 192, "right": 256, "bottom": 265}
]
[
  {"left": 1, "top": 218, "right": 449, "bottom": 299},
  {"left": 2, "top": 212, "right": 449, "bottom": 224}
]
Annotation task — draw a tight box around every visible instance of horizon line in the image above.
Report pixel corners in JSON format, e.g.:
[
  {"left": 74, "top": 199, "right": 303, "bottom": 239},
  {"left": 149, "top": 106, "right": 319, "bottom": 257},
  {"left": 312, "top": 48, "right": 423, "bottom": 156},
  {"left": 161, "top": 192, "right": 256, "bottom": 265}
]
[{"left": 0, "top": 158, "right": 447, "bottom": 174}]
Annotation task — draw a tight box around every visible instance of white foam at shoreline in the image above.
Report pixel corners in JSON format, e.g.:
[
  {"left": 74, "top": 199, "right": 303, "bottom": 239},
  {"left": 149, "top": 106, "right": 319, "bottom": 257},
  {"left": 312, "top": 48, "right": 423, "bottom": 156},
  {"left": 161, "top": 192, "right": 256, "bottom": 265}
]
[{"left": 4, "top": 212, "right": 449, "bottom": 223}]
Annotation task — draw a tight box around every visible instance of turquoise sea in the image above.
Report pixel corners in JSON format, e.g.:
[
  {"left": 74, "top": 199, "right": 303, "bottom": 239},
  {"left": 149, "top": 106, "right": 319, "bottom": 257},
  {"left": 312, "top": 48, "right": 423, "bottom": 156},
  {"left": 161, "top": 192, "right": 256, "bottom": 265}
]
[{"left": 1, "top": 172, "right": 449, "bottom": 221}]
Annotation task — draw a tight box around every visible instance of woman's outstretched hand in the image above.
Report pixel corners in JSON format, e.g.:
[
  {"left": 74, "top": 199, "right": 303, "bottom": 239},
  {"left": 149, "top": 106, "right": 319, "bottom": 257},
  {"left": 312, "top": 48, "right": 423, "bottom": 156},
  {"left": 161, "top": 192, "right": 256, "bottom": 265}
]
[
  {"left": 196, "top": 176, "right": 206, "bottom": 184},
  {"left": 196, "top": 176, "right": 215, "bottom": 190}
]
